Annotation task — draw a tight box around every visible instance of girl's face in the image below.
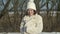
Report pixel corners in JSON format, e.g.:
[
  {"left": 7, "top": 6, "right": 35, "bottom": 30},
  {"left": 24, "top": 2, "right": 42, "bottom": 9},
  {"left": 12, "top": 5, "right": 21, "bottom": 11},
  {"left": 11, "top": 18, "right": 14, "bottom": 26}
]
[{"left": 27, "top": 9, "right": 34, "bottom": 16}]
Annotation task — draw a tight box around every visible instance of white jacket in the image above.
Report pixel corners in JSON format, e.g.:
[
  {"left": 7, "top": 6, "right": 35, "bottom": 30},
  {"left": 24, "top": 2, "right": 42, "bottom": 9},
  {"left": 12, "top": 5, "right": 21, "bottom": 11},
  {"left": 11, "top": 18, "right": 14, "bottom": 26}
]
[{"left": 20, "top": 14, "right": 43, "bottom": 34}]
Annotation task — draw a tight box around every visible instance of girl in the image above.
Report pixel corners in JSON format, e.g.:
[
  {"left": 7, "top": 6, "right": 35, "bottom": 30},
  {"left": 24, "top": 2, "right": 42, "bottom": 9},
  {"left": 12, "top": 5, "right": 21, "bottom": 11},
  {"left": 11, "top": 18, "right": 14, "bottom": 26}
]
[{"left": 20, "top": 0, "right": 43, "bottom": 34}]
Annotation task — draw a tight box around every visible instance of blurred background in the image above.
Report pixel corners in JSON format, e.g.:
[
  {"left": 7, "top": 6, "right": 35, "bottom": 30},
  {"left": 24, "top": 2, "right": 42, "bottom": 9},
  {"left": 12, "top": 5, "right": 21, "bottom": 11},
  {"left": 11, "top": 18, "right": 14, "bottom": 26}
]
[{"left": 0, "top": 0, "right": 60, "bottom": 32}]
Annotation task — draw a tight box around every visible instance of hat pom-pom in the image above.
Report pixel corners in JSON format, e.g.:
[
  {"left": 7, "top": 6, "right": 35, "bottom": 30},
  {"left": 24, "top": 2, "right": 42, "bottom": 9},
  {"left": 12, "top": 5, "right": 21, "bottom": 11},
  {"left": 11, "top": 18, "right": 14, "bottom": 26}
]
[{"left": 29, "top": 0, "right": 34, "bottom": 2}]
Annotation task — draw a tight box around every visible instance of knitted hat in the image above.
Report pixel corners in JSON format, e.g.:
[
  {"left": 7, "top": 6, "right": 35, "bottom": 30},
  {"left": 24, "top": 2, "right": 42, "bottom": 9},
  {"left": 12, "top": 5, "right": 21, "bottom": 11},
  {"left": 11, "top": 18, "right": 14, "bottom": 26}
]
[{"left": 27, "top": 0, "right": 36, "bottom": 10}]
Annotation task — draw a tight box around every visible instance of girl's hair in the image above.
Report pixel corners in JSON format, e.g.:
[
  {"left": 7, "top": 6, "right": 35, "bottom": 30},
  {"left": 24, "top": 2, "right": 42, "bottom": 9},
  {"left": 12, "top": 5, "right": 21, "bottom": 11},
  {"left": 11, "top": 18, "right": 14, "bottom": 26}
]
[{"left": 25, "top": 10, "right": 37, "bottom": 15}]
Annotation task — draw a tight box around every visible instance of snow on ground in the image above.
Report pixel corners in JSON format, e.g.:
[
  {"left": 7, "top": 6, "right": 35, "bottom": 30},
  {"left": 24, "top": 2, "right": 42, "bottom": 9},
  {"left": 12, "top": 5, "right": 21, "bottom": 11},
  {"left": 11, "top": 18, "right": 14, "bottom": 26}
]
[{"left": 0, "top": 32, "right": 60, "bottom": 34}]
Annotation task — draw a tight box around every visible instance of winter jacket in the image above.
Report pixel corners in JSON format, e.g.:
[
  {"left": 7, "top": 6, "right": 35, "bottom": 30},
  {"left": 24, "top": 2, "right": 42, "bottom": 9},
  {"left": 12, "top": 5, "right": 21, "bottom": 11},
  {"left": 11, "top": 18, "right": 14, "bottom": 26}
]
[{"left": 20, "top": 14, "right": 43, "bottom": 34}]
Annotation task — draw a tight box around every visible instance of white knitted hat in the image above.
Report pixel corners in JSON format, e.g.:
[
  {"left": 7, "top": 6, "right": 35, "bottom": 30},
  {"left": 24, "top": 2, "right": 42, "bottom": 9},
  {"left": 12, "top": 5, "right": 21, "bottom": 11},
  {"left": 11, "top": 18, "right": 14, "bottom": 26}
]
[{"left": 27, "top": 0, "right": 36, "bottom": 10}]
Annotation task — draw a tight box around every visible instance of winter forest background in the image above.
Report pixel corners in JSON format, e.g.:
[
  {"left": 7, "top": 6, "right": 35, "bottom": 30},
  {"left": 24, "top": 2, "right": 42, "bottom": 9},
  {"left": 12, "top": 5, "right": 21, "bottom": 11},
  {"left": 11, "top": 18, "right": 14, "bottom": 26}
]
[{"left": 0, "top": 0, "right": 60, "bottom": 32}]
